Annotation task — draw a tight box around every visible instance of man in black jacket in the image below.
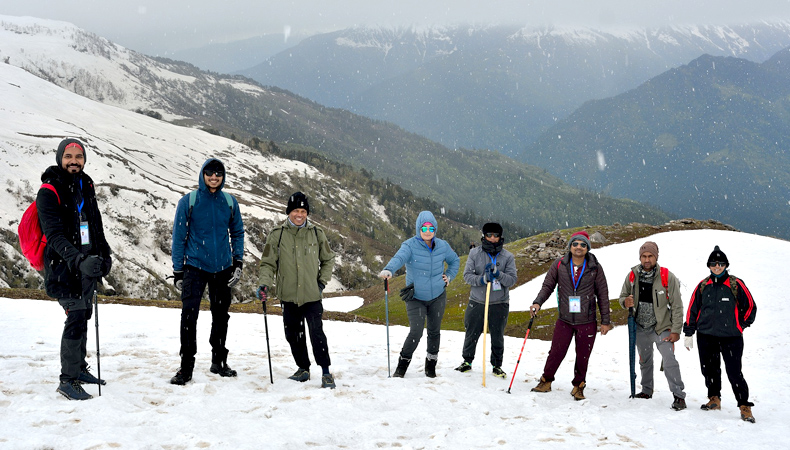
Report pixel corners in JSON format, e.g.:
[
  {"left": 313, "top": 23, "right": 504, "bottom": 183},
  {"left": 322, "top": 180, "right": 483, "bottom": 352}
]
[{"left": 37, "top": 138, "right": 112, "bottom": 400}]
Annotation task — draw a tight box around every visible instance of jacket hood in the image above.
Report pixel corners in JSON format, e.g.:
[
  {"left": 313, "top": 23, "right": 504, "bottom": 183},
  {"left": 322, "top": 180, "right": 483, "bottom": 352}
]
[
  {"left": 199, "top": 158, "right": 226, "bottom": 192},
  {"left": 55, "top": 138, "right": 87, "bottom": 170},
  {"left": 415, "top": 210, "right": 438, "bottom": 237}
]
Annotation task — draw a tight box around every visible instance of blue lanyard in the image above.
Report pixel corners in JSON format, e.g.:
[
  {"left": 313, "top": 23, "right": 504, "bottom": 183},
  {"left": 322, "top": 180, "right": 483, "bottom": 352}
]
[
  {"left": 570, "top": 258, "right": 587, "bottom": 292},
  {"left": 76, "top": 179, "right": 84, "bottom": 216},
  {"left": 488, "top": 253, "right": 498, "bottom": 267}
]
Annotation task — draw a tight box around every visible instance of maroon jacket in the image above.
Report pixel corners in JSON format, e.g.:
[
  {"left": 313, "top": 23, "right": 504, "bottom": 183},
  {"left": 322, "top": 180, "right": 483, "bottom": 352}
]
[{"left": 533, "top": 252, "right": 610, "bottom": 326}]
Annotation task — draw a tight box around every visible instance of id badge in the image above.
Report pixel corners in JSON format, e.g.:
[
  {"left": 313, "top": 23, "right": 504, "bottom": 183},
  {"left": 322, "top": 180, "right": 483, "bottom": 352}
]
[
  {"left": 492, "top": 280, "right": 502, "bottom": 291},
  {"left": 569, "top": 296, "right": 581, "bottom": 313},
  {"left": 80, "top": 221, "right": 90, "bottom": 246}
]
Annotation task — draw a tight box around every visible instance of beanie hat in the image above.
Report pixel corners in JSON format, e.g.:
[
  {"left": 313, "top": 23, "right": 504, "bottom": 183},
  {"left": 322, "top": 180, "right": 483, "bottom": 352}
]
[
  {"left": 56, "top": 138, "right": 86, "bottom": 168},
  {"left": 639, "top": 241, "right": 659, "bottom": 260},
  {"left": 568, "top": 230, "right": 591, "bottom": 250},
  {"left": 482, "top": 222, "right": 503, "bottom": 236},
  {"left": 286, "top": 191, "right": 310, "bottom": 215},
  {"left": 203, "top": 159, "right": 224, "bottom": 173},
  {"left": 706, "top": 245, "right": 729, "bottom": 267}
]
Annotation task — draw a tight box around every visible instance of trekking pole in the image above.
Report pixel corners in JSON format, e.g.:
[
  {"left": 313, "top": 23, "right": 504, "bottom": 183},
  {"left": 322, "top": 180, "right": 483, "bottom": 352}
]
[
  {"left": 507, "top": 316, "right": 534, "bottom": 394},
  {"left": 93, "top": 287, "right": 101, "bottom": 396},
  {"left": 482, "top": 281, "right": 492, "bottom": 387},
  {"left": 262, "top": 300, "right": 273, "bottom": 384},
  {"left": 628, "top": 306, "right": 636, "bottom": 398},
  {"left": 385, "top": 278, "right": 391, "bottom": 378}
]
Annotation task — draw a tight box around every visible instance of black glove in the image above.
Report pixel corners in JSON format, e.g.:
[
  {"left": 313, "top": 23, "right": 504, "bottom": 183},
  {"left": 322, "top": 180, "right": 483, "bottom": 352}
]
[
  {"left": 78, "top": 255, "right": 104, "bottom": 278},
  {"left": 101, "top": 256, "right": 112, "bottom": 277},
  {"left": 228, "top": 260, "right": 243, "bottom": 287},
  {"left": 318, "top": 280, "right": 325, "bottom": 292},
  {"left": 257, "top": 285, "right": 268, "bottom": 302},
  {"left": 173, "top": 271, "right": 184, "bottom": 290},
  {"left": 400, "top": 284, "right": 414, "bottom": 302}
]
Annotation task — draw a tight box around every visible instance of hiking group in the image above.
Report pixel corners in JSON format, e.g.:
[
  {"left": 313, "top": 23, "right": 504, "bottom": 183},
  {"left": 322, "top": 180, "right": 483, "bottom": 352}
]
[{"left": 31, "top": 138, "right": 757, "bottom": 423}]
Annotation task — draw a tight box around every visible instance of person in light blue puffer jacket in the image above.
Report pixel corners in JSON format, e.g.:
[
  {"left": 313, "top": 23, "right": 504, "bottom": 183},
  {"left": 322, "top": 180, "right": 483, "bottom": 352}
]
[{"left": 379, "top": 210, "right": 460, "bottom": 378}]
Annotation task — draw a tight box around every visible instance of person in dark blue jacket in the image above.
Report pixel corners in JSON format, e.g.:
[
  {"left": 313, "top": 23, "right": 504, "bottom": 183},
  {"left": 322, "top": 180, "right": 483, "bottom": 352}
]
[
  {"left": 379, "top": 211, "right": 460, "bottom": 378},
  {"left": 170, "top": 158, "right": 245, "bottom": 385}
]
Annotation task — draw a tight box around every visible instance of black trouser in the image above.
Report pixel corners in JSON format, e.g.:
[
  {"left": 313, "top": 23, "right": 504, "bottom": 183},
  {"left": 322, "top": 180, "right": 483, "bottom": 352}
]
[
  {"left": 179, "top": 265, "right": 233, "bottom": 368},
  {"left": 461, "top": 301, "right": 509, "bottom": 367},
  {"left": 58, "top": 276, "right": 97, "bottom": 382},
  {"left": 697, "top": 332, "right": 752, "bottom": 407},
  {"left": 282, "top": 300, "right": 331, "bottom": 370}
]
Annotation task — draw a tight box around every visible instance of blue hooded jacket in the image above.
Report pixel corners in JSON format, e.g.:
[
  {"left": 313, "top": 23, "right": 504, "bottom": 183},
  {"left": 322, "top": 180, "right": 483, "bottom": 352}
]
[
  {"left": 171, "top": 158, "right": 244, "bottom": 273},
  {"left": 383, "top": 210, "right": 460, "bottom": 301}
]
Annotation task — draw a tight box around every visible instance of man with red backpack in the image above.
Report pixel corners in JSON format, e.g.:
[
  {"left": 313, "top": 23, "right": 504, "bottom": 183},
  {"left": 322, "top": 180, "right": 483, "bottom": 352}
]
[
  {"left": 619, "top": 241, "right": 687, "bottom": 410},
  {"left": 37, "top": 138, "right": 111, "bottom": 400}
]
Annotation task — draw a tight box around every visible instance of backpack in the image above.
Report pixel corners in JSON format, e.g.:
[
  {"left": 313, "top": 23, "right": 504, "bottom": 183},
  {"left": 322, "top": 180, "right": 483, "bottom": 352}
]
[
  {"left": 629, "top": 267, "right": 670, "bottom": 302},
  {"left": 18, "top": 184, "right": 60, "bottom": 271},
  {"left": 698, "top": 275, "right": 739, "bottom": 300},
  {"left": 186, "top": 189, "right": 234, "bottom": 227}
]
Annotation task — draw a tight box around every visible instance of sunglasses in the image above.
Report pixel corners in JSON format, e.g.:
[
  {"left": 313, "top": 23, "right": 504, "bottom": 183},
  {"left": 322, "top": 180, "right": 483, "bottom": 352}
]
[
  {"left": 485, "top": 232, "right": 500, "bottom": 238},
  {"left": 571, "top": 242, "right": 588, "bottom": 248},
  {"left": 203, "top": 169, "right": 224, "bottom": 177},
  {"left": 708, "top": 261, "right": 727, "bottom": 268},
  {"left": 420, "top": 226, "right": 436, "bottom": 233}
]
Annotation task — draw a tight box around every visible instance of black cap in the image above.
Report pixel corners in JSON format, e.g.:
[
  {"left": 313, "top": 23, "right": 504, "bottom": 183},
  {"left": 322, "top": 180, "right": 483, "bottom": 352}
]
[
  {"left": 707, "top": 245, "right": 729, "bottom": 267},
  {"left": 482, "top": 222, "right": 503, "bottom": 236},
  {"left": 286, "top": 191, "right": 309, "bottom": 215},
  {"left": 56, "top": 138, "right": 86, "bottom": 168}
]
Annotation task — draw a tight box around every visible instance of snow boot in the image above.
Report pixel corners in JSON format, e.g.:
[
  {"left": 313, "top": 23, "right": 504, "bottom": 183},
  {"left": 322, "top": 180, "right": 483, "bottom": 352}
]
[
  {"left": 492, "top": 366, "right": 507, "bottom": 379},
  {"left": 321, "top": 373, "right": 336, "bottom": 389},
  {"left": 170, "top": 368, "right": 193, "bottom": 385},
  {"left": 455, "top": 361, "right": 472, "bottom": 373},
  {"left": 701, "top": 396, "right": 721, "bottom": 411},
  {"left": 671, "top": 396, "right": 687, "bottom": 411},
  {"left": 57, "top": 380, "right": 92, "bottom": 400},
  {"left": 634, "top": 392, "right": 652, "bottom": 399},
  {"left": 531, "top": 376, "right": 552, "bottom": 393},
  {"left": 571, "top": 381, "right": 586, "bottom": 401},
  {"left": 425, "top": 356, "right": 438, "bottom": 378},
  {"left": 393, "top": 357, "right": 410, "bottom": 378},
  {"left": 78, "top": 366, "right": 106, "bottom": 385},
  {"left": 210, "top": 362, "right": 238, "bottom": 377},
  {"left": 289, "top": 368, "right": 310, "bottom": 382},
  {"left": 739, "top": 405, "right": 755, "bottom": 423}
]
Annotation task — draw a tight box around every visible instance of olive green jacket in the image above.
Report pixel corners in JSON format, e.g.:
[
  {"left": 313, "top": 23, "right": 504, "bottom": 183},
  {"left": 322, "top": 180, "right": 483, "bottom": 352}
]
[
  {"left": 618, "top": 264, "right": 684, "bottom": 335},
  {"left": 257, "top": 220, "right": 335, "bottom": 306}
]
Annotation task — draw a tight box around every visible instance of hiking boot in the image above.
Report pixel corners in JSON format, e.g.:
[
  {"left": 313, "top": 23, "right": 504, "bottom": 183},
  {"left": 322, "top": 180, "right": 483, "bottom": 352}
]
[
  {"left": 634, "top": 392, "right": 652, "bottom": 399},
  {"left": 393, "top": 357, "right": 410, "bottom": 378},
  {"left": 571, "top": 382, "right": 586, "bottom": 401},
  {"left": 78, "top": 367, "right": 106, "bottom": 385},
  {"left": 671, "top": 396, "right": 687, "bottom": 411},
  {"left": 57, "top": 380, "right": 92, "bottom": 400},
  {"left": 531, "top": 376, "right": 552, "bottom": 393},
  {"left": 425, "top": 357, "right": 437, "bottom": 378},
  {"left": 170, "top": 368, "right": 192, "bottom": 385},
  {"left": 455, "top": 361, "right": 472, "bottom": 373},
  {"left": 288, "top": 368, "right": 310, "bottom": 382},
  {"left": 321, "top": 373, "right": 336, "bottom": 389},
  {"left": 210, "top": 362, "right": 238, "bottom": 377},
  {"left": 492, "top": 366, "right": 507, "bottom": 379},
  {"left": 701, "top": 396, "right": 721, "bottom": 411},
  {"left": 739, "top": 405, "right": 755, "bottom": 423}
]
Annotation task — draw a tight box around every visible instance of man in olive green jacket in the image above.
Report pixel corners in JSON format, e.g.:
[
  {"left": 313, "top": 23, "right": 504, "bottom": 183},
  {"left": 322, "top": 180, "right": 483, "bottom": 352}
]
[{"left": 257, "top": 192, "right": 336, "bottom": 388}]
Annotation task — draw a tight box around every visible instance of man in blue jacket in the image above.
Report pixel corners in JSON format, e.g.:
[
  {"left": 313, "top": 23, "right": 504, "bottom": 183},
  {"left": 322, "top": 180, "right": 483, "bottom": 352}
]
[{"left": 170, "top": 158, "right": 245, "bottom": 385}]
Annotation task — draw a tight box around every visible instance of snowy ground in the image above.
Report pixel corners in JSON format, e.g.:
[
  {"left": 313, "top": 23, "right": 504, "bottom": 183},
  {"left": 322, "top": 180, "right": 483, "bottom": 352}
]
[{"left": 0, "top": 229, "right": 785, "bottom": 449}]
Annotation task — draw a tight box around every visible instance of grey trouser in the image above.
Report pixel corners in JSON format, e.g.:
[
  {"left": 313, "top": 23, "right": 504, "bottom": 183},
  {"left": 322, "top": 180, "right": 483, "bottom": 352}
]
[
  {"left": 400, "top": 291, "right": 447, "bottom": 359},
  {"left": 636, "top": 326, "right": 685, "bottom": 398},
  {"left": 461, "top": 301, "right": 509, "bottom": 367}
]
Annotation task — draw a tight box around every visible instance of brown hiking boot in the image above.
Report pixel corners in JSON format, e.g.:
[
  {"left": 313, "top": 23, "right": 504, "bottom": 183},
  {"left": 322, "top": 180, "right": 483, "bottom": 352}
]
[
  {"left": 571, "top": 382, "right": 586, "bottom": 401},
  {"left": 531, "top": 376, "right": 552, "bottom": 393},
  {"left": 701, "top": 396, "right": 721, "bottom": 411},
  {"left": 739, "top": 405, "right": 755, "bottom": 423}
]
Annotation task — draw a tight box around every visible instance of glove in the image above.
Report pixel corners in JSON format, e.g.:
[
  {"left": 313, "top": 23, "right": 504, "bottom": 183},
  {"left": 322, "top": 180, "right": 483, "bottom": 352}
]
[
  {"left": 78, "top": 255, "right": 104, "bottom": 278},
  {"left": 318, "top": 281, "right": 325, "bottom": 292},
  {"left": 257, "top": 285, "right": 268, "bottom": 302},
  {"left": 490, "top": 264, "right": 500, "bottom": 279},
  {"left": 684, "top": 335, "right": 694, "bottom": 350},
  {"left": 228, "top": 260, "right": 243, "bottom": 287},
  {"left": 101, "top": 256, "right": 112, "bottom": 277},
  {"left": 173, "top": 271, "right": 184, "bottom": 290},
  {"left": 400, "top": 284, "right": 414, "bottom": 302},
  {"left": 378, "top": 269, "right": 392, "bottom": 279}
]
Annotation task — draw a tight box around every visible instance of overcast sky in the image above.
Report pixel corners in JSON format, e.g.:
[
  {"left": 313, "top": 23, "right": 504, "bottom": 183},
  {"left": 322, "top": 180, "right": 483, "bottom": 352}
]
[{"left": 3, "top": 1, "right": 790, "bottom": 55}]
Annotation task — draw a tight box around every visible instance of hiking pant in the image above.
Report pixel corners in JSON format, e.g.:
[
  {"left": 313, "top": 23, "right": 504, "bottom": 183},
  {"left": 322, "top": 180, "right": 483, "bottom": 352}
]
[
  {"left": 179, "top": 265, "right": 233, "bottom": 369},
  {"left": 697, "top": 332, "right": 752, "bottom": 407},
  {"left": 636, "top": 326, "right": 685, "bottom": 398},
  {"left": 58, "top": 276, "right": 97, "bottom": 382},
  {"left": 400, "top": 291, "right": 447, "bottom": 360},
  {"left": 282, "top": 300, "right": 331, "bottom": 370},
  {"left": 461, "top": 301, "right": 509, "bottom": 367},
  {"left": 542, "top": 319, "right": 597, "bottom": 386}
]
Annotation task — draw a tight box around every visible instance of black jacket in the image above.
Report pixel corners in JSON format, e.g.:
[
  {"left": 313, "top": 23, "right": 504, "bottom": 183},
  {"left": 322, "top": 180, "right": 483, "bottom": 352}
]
[
  {"left": 684, "top": 272, "right": 756, "bottom": 337},
  {"left": 37, "top": 165, "right": 111, "bottom": 299}
]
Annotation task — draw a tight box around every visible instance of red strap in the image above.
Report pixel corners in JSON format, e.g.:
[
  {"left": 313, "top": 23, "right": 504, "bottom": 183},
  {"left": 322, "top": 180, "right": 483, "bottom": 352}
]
[
  {"left": 660, "top": 267, "right": 669, "bottom": 288},
  {"left": 41, "top": 183, "right": 60, "bottom": 204}
]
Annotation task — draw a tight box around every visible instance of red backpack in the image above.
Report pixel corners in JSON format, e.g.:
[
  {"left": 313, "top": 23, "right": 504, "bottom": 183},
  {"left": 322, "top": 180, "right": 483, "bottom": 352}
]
[
  {"left": 18, "top": 184, "right": 60, "bottom": 271},
  {"left": 629, "top": 266, "right": 670, "bottom": 300}
]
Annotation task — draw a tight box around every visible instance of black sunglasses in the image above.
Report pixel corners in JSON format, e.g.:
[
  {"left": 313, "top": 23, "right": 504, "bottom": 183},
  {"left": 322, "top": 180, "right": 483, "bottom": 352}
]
[
  {"left": 571, "top": 242, "right": 588, "bottom": 248},
  {"left": 203, "top": 169, "right": 224, "bottom": 177},
  {"left": 708, "top": 261, "right": 727, "bottom": 268},
  {"left": 484, "top": 232, "right": 500, "bottom": 238}
]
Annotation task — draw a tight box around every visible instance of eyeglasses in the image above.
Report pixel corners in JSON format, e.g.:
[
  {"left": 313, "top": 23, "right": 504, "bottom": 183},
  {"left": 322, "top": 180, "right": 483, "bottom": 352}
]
[
  {"left": 485, "top": 232, "right": 500, "bottom": 238},
  {"left": 708, "top": 261, "right": 727, "bottom": 268},
  {"left": 571, "top": 242, "right": 588, "bottom": 248},
  {"left": 420, "top": 226, "right": 436, "bottom": 233},
  {"left": 203, "top": 169, "right": 224, "bottom": 177}
]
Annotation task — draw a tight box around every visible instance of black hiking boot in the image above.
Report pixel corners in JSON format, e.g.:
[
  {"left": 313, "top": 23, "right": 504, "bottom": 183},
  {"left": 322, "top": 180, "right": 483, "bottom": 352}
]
[
  {"left": 425, "top": 357, "right": 438, "bottom": 378},
  {"left": 492, "top": 366, "right": 507, "bottom": 379},
  {"left": 634, "top": 392, "right": 652, "bottom": 399},
  {"left": 455, "top": 361, "right": 472, "bottom": 373},
  {"left": 288, "top": 368, "right": 310, "bottom": 382},
  {"left": 393, "top": 356, "right": 410, "bottom": 378},
  {"left": 170, "top": 368, "right": 193, "bottom": 385},
  {"left": 77, "top": 367, "right": 106, "bottom": 385},
  {"left": 210, "top": 362, "right": 238, "bottom": 377},
  {"left": 57, "top": 380, "right": 92, "bottom": 400},
  {"left": 321, "top": 373, "right": 336, "bottom": 389},
  {"left": 671, "top": 396, "right": 687, "bottom": 411}
]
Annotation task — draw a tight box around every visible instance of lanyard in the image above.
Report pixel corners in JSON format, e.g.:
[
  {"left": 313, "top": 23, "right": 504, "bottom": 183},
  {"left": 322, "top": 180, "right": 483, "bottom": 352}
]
[
  {"left": 488, "top": 253, "right": 498, "bottom": 267},
  {"left": 76, "top": 179, "right": 84, "bottom": 216},
  {"left": 570, "top": 258, "right": 587, "bottom": 292}
]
